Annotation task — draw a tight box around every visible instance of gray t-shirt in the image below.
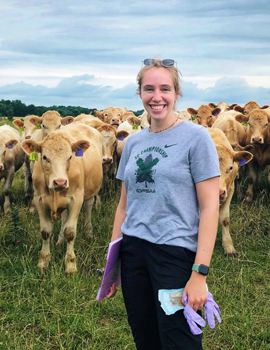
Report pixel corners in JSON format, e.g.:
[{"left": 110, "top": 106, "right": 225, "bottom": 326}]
[{"left": 116, "top": 121, "right": 220, "bottom": 252}]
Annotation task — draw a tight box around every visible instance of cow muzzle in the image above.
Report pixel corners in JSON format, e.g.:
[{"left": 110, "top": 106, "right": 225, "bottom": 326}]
[
  {"left": 0, "top": 164, "right": 4, "bottom": 171},
  {"left": 251, "top": 137, "right": 263, "bottom": 144}
]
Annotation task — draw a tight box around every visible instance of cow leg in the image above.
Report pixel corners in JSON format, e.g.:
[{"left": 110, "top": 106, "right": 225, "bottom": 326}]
[
  {"left": 219, "top": 187, "right": 236, "bottom": 256},
  {"left": 244, "top": 161, "right": 257, "bottom": 203},
  {"left": 36, "top": 205, "right": 54, "bottom": 272},
  {"left": 84, "top": 197, "right": 95, "bottom": 239},
  {"left": 23, "top": 157, "right": 33, "bottom": 201},
  {"left": 63, "top": 197, "right": 83, "bottom": 275},
  {"left": 56, "top": 209, "right": 69, "bottom": 246},
  {"left": 2, "top": 168, "right": 15, "bottom": 214}
]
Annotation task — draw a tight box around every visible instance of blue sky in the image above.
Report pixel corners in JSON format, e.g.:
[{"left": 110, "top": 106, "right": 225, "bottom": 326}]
[{"left": 0, "top": 0, "right": 270, "bottom": 111}]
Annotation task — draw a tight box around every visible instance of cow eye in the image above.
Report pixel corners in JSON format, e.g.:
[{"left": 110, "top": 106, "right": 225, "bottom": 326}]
[
  {"left": 229, "top": 166, "right": 233, "bottom": 171},
  {"left": 209, "top": 115, "right": 212, "bottom": 118},
  {"left": 3, "top": 150, "right": 6, "bottom": 156},
  {"left": 69, "top": 155, "right": 72, "bottom": 160},
  {"left": 43, "top": 155, "right": 48, "bottom": 161},
  {"left": 104, "top": 113, "right": 108, "bottom": 117},
  {"left": 265, "top": 123, "right": 268, "bottom": 127},
  {"left": 58, "top": 124, "right": 61, "bottom": 129}
]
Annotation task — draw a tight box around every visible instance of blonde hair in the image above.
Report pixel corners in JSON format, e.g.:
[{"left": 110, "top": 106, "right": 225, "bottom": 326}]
[{"left": 136, "top": 59, "right": 182, "bottom": 124}]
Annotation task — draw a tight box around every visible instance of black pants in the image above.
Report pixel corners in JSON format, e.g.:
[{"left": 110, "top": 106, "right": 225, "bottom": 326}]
[{"left": 120, "top": 235, "right": 203, "bottom": 350}]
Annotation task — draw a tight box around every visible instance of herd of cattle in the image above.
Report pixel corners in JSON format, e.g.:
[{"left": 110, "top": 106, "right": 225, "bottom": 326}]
[{"left": 0, "top": 100, "right": 269, "bottom": 274}]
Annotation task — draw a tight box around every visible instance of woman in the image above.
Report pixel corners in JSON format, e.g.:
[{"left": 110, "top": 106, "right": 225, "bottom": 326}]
[{"left": 108, "top": 58, "right": 220, "bottom": 350}]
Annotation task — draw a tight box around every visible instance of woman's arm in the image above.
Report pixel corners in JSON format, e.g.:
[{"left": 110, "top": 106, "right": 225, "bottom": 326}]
[
  {"left": 110, "top": 181, "right": 127, "bottom": 242},
  {"left": 182, "top": 176, "right": 220, "bottom": 311},
  {"left": 107, "top": 181, "right": 127, "bottom": 298}
]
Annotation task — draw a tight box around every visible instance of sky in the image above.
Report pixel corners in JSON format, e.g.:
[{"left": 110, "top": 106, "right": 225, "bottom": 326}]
[{"left": 0, "top": 0, "right": 270, "bottom": 112}]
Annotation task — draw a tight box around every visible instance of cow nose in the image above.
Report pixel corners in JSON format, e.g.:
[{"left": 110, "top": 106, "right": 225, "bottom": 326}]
[
  {"left": 0, "top": 164, "right": 4, "bottom": 171},
  {"left": 53, "top": 179, "right": 67, "bottom": 189},
  {"left": 102, "top": 157, "right": 113, "bottom": 164},
  {"left": 25, "top": 135, "right": 31, "bottom": 139},
  {"left": 111, "top": 118, "right": 120, "bottom": 124},
  {"left": 252, "top": 137, "right": 262, "bottom": 143}
]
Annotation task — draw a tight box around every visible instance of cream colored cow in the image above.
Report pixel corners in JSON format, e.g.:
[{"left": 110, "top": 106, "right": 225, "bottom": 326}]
[
  {"left": 21, "top": 123, "right": 103, "bottom": 274},
  {"left": 0, "top": 125, "right": 25, "bottom": 213},
  {"left": 235, "top": 109, "right": 270, "bottom": 202},
  {"left": 208, "top": 128, "right": 253, "bottom": 255},
  {"left": 13, "top": 115, "right": 41, "bottom": 202}
]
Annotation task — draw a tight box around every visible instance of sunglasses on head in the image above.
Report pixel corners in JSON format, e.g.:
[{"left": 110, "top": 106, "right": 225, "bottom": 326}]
[{"left": 142, "top": 58, "right": 177, "bottom": 67}]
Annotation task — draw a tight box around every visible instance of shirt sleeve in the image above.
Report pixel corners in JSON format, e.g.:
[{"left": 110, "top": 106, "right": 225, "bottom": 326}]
[{"left": 189, "top": 127, "right": 220, "bottom": 183}]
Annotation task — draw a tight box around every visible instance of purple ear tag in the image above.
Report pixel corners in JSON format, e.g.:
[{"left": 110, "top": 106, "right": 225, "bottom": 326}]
[
  {"left": 239, "top": 159, "right": 246, "bottom": 166},
  {"left": 66, "top": 120, "right": 70, "bottom": 125},
  {"left": 8, "top": 143, "right": 13, "bottom": 149},
  {"left": 75, "top": 145, "right": 83, "bottom": 157},
  {"left": 118, "top": 135, "right": 124, "bottom": 141}
]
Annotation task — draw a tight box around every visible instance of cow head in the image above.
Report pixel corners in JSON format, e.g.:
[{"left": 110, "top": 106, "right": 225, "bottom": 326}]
[
  {"left": 13, "top": 115, "right": 40, "bottom": 139},
  {"left": 29, "top": 111, "right": 74, "bottom": 138},
  {"left": 235, "top": 109, "right": 270, "bottom": 144},
  {"left": 95, "top": 107, "right": 123, "bottom": 127},
  {"left": 0, "top": 139, "right": 18, "bottom": 171},
  {"left": 188, "top": 105, "right": 221, "bottom": 127},
  {"left": 21, "top": 134, "right": 90, "bottom": 192}
]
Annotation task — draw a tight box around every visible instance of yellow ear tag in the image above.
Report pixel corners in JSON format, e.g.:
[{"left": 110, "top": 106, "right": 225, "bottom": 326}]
[
  {"left": 132, "top": 123, "right": 138, "bottom": 130},
  {"left": 192, "top": 114, "right": 197, "bottom": 121},
  {"left": 241, "top": 121, "right": 248, "bottom": 126},
  {"left": 36, "top": 124, "right": 42, "bottom": 129},
  {"left": 19, "top": 126, "right": 24, "bottom": 131},
  {"left": 29, "top": 151, "right": 38, "bottom": 161}
]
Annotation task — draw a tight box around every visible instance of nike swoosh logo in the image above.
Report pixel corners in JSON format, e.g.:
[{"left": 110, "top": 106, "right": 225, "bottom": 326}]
[{"left": 164, "top": 143, "right": 178, "bottom": 148}]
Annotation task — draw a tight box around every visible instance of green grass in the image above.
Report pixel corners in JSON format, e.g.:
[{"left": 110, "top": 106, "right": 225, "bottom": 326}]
[{"left": 0, "top": 170, "right": 270, "bottom": 349}]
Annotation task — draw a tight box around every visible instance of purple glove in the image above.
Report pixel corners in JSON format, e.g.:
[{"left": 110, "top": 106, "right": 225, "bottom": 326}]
[
  {"left": 204, "top": 292, "right": 221, "bottom": 328},
  {"left": 183, "top": 293, "right": 206, "bottom": 335}
]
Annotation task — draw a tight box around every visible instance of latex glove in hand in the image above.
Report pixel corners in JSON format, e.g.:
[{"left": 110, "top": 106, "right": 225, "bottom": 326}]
[
  {"left": 204, "top": 292, "right": 221, "bottom": 328},
  {"left": 183, "top": 293, "right": 206, "bottom": 335}
]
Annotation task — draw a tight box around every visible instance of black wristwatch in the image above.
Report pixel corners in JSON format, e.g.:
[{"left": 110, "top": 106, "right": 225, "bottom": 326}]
[{"left": 192, "top": 264, "right": 209, "bottom": 276}]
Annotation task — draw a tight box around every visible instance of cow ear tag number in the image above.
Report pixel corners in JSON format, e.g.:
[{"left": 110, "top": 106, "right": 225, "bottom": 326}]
[
  {"left": 75, "top": 145, "right": 83, "bottom": 157},
  {"left": 29, "top": 146, "right": 38, "bottom": 161}
]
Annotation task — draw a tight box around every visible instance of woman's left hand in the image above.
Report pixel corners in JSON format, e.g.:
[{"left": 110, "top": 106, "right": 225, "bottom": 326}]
[{"left": 182, "top": 272, "right": 208, "bottom": 311}]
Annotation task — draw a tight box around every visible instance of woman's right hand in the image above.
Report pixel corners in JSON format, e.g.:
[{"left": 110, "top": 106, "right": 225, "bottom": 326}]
[{"left": 106, "top": 283, "right": 118, "bottom": 299}]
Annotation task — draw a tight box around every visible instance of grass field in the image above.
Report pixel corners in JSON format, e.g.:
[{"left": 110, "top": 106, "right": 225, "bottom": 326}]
[{"left": 0, "top": 121, "right": 269, "bottom": 349}]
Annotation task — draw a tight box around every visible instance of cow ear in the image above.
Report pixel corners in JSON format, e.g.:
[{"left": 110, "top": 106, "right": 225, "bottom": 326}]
[
  {"left": 187, "top": 108, "right": 197, "bottom": 115},
  {"left": 208, "top": 103, "right": 217, "bottom": 109},
  {"left": 212, "top": 108, "right": 221, "bottom": 117},
  {"left": 29, "top": 116, "right": 42, "bottom": 126},
  {"left": 72, "top": 140, "right": 90, "bottom": 155},
  {"left": 95, "top": 111, "right": 104, "bottom": 120},
  {"left": 235, "top": 114, "right": 248, "bottom": 124},
  {"left": 13, "top": 119, "right": 24, "bottom": 129},
  {"left": 5, "top": 139, "right": 18, "bottom": 149},
  {"left": 233, "top": 105, "right": 244, "bottom": 114},
  {"left": 126, "top": 116, "right": 141, "bottom": 126},
  {"left": 261, "top": 105, "right": 269, "bottom": 109},
  {"left": 21, "top": 140, "right": 41, "bottom": 155},
  {"left": 116, "top": 130, "right": 129, "bottom": 141},
  {"left": 233, "top": 151, "right": 253, "bottom": 166},
  {"left": 61, "top": 116, "right": 74, "bottom": 125},
  {"left": 229, "top": 103, "right": 237, "bottom": 109}
]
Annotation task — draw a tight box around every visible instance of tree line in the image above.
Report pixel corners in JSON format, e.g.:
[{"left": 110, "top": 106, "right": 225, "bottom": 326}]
[{"left": 0, "top": 99, "right": 144, "bottom": 120}]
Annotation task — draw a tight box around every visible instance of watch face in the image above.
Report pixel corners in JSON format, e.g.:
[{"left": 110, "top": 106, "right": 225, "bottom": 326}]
[{"left": 199, "top": 264, "right": 209, "bottom": 276}]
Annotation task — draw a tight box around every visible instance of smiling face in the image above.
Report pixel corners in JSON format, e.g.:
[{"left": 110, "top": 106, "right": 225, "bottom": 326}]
[{"left": 139, "top": 67, "right": 179, "bottom": 126}]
